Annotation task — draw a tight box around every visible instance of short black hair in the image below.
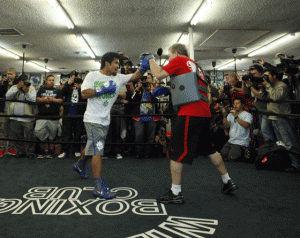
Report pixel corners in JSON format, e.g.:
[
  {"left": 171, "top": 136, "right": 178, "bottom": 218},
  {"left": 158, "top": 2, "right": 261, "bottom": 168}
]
[
  {"left": 46, "top": 75, "right": 55, "bottom": 80},
  {"left": 263, "top": 68, "right": 278, "bottom": 78},
  {"left": 18, "top": 73, "right": 28, "bottom": 81},
  {"left": 147, "top": 73, "right": 153, "bottom": 78},
  {"left": 74, "top": 77, "right": 83, "bottom": 84},
  {"left": 233, "top": 97, "right": 245, "bottom": 104},
  {"left": 249, "top": 64, "right": 264, "bottom": 73},
  {"left": 100, "top": 52, "right": 120, "bottom": 70},
  {"left": 70, "top": 70, "right": 79, "bottom": 77}
]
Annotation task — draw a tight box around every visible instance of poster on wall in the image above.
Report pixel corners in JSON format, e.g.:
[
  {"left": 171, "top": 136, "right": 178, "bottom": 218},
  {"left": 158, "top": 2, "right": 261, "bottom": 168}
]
[
  {"left": 29, "top": 74, "right": 41, "bottom": 85},
  {"left": 216, "top": 71, "right": 224, "bottom": 89}
]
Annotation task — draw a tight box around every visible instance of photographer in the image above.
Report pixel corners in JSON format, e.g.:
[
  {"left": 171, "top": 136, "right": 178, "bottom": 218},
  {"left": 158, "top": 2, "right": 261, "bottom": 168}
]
[
  {"left": 0, "top": 68, "right": 19, "bottom": 157},
  {"left": 219, "top": 73, "right": 248, "bottom": 98},
  {"left": 221, "top": 98, "right": 253, "bottom": 161},
  {"left": 259, "top": 69, "right": 300, "bottom": 172},
  {"left": 5, "top": 74, "right": 36, "bottom": 158},
  {"left": 242, "top": 64, "right": 269, "bottom": 139},
  {"left": 130, "top": 77, "right": 160, "bottom": 159}
]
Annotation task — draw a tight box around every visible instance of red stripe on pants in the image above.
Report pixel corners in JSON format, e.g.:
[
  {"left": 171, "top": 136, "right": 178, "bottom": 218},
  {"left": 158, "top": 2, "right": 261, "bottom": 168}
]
[{"left": 177, "top": 116, "right": 190, "bottom": 162}]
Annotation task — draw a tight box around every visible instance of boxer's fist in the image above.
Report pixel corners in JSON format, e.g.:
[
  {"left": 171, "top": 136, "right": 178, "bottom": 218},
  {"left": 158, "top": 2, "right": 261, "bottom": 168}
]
[
  {"left": 95, "top": 81, "right": 116, "bottom": 96},
  {"left": 139, "top": 52, "right": 155, "bottom": 61},
  {"left": 140, "top": 58, "right": 150, "bottom": 70},
  {"left": 101, "top": 81, "right": 116, "bottom": 94}
]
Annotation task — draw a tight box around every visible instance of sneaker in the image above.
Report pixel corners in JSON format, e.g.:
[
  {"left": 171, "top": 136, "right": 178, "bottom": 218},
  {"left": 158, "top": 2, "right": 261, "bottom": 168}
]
[
  {"left": 116, "top": 154, "right": 123, "bottom": 159},
  {"left": 58, "top": 152, "right": 67, "bottom": 159},
  {"left": 221, "top": 179, "right": 238, "bottom": 194},
  {"left": 72, "top": 163, "right": 89, "bottom": 179},
  {"left": 75, "top": 152, "right": 81, "bottom": 157},
  {"left": 156, "top": 190, "right": 184, "bottom": 204},
  {"left": 7, "top": 149, "right": 17, "bottom": 155},
  {"left": 37, "top": 154, "right": 44, "bottom": 159},
  {"left": 93, "top": 178, "right": 117, "bottom": 199},
  {"left": 0, "top": 150, "right": 6, "bottom": 157},
  {"left": 45, "top": 154, "right": 52, "bottom": 159}
]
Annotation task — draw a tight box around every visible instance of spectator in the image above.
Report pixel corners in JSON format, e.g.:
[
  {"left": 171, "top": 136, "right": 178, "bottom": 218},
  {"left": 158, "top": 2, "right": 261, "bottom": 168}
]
[
  {"left": 258, "top": 69, "right": 300, "bottom": 172},
  {"left": 35, "top": 75, "right": 63, "bottom": 159},
  {"left": 131, "top": 77, "right": 160, "bottom": 159},
  {"left": 58, "top": 77, "right": 86, "bottom": 159},
  {"left": 5, "top": 74, "right": 36, "bottom": 158},
  {"left": 153, "top": 127, "right": 169, "bottom": 158},
  {"left": 103, "top": 83, "right": 128, "bottom": 159},
  {"left": 0, "top": 68, "right": 18, "bottom": 157},
  {"left": 243, "top": 64, "right": 269, "bottom": 140},
  {"left": 221, "top": 98, "right": 253, "bottom": 161}
]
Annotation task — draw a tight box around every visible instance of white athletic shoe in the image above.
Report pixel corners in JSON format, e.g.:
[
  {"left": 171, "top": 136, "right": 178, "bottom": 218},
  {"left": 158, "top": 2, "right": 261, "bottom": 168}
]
[
  {"left": 58, "top": 152, "right": 67, "bottom": 159},
  {"left": 75, "top": 152, "right": 81, "bottom": 157},
  {"left": 116, "top": 154, "right": 123, "bottom": 159}
]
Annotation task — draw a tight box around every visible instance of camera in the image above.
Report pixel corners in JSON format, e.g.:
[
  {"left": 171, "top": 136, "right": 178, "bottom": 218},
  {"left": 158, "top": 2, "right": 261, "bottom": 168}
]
[
  {"left": 142, "top": 81, "right": 150, "bottom": 89},
  {"left": 24, "top": 81, "right": 31, "bottom": 87},
  {"left": 276, "top": 55, "right": 300, "bottom": 75},
  {"left": 219, "top": 105, "right": 232, "bottom": 114},
  {"left": 242, "top": 73, "right": 269, "bottom": 86},
  {"left": 3, "top": 77, "right": 12, "bottom": 84},
  {"left": 118, "top": 52, "right": 132, "bottom": 67}
]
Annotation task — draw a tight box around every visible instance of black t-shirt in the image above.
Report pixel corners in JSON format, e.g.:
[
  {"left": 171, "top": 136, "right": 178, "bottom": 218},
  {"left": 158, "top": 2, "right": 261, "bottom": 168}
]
[{"left": 37, "top": 86, "right": 62, "bottom": 118}]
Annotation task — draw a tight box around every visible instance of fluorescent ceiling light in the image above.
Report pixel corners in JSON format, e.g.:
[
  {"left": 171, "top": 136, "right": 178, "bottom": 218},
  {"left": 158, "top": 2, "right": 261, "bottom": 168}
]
[
  {"left": 217, "top": 59, "right": 242, "bottom": 70},
  {"left": 178, "top": 33, "right": 189, "bottom": 44},
  {"left": 27, "top": 62, "right": 51, "bottom": 72},
  {"left": 76, "top": 35, "right": 96, "bottom": 59},
  {"left": 190, "top": 0, "right": 215, "bottom": 25},
  {"left": 248, "top": 33, "right": 296, "bottom": 57},
  {"left": 0, "top": 47, "right": 20, "bottom": 59},
  {"left": 46, "top": 0, "right": 74, "bottom": 29}
]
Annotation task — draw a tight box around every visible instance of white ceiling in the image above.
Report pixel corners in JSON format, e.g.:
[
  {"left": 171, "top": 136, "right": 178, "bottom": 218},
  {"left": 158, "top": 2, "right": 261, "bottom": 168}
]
[{"left": 1, "top": 0, "right": 300, "bottom": 74}]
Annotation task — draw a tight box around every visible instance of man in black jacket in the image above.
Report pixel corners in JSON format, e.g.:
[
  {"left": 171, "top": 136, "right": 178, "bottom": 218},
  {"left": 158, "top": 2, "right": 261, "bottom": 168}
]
[
  {"left": 0, "top": 68, "right": 19, "bottom": 157},
  {"left": 58, "top": 77, "right": 86, "bottom": 159},
  {"left": 130, "top": 77, "right": 160, "bottom": 159}
]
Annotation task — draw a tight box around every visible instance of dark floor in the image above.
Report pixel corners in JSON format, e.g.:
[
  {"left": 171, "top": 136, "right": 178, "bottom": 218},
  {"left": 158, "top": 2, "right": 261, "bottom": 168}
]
[{"left": 0, "top": 154, "right": 299, "bottom": 238}]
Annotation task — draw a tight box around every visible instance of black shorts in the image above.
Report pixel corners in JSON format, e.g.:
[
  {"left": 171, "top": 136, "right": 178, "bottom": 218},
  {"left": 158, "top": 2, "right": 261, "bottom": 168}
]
[{"left": 168, "top": 116, "right": 216, "bottom": 165}]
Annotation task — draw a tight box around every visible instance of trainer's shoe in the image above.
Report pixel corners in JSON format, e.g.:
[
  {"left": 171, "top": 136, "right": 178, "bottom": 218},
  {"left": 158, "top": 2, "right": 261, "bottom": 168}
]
[
  {"left": 72, "top": 162, "right": 89, "bottom": 179},
  {"left": 221, "top": 179, "right": 238, "bottom": 194},
  {"left": 156, "top": 190, "right": 184, "bottom": 204},
  {"left": 75, "top": 152, "right": 81, "bottom": 157},
  {"left": 7, "top": 149, "right": 17, "bottom": 155},
  {"left": 0, "top": 150, "right": 6, "bottom": 157},
  {"left": 58, "top": 152, "right": 67, "bottom": 159},
  {"left": 93, "top": 178, "right": 117, "bottom": 199},
  {"left": 37, "top": 154, "right": 44, "bottom": 159},
  {"left": 116, "top": 154, "right": 123, "bottom": 159}
]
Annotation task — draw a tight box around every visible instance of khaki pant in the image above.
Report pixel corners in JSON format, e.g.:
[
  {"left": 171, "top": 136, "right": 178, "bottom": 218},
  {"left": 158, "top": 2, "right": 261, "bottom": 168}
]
[{"left": 0, "top": 113, "right": 15, "bottom": 152}]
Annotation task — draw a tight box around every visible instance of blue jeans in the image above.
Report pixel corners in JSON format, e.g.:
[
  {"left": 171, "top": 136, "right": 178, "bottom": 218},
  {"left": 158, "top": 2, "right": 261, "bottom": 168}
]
[
  {"left": 263, "top": 118, "right": 300, "bottom": 169},
  {"left": 134, "top": 120, "right": 156, "bottom": 156}
]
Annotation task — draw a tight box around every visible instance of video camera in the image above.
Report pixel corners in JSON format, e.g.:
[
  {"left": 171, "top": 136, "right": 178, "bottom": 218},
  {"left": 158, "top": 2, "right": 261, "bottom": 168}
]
[
  {"left": 119, "top": 52, "right": 131, "bottom": 67},
  {"left": 242, "top": 72, "right": 269, "bottom": 86},
  {"left": 276, "top": 55, "right": 300, "bottom": 75},
  {"left": 118, "top": 52, "right": 138, "bottom": 74}
]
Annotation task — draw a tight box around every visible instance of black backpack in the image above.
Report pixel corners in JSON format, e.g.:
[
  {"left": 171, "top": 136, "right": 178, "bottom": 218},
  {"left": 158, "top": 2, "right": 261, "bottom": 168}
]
[{"left": 255, "top": 141, "right": 291, "bottom": 171}]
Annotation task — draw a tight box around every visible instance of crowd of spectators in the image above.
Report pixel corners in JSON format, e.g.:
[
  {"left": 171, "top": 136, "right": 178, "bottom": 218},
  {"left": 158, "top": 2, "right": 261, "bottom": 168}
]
[{"left": 0, "top": 54, "right": 300, "bottom": 172}]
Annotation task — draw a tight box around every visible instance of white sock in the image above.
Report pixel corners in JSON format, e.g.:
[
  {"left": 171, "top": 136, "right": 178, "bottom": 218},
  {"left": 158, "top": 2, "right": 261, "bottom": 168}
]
[
  {"left": 171, "top": 184, "right": 181, "bottom": 195},
  {"left": 221, "top": 173, "right": 231, "bottom": 184}
]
